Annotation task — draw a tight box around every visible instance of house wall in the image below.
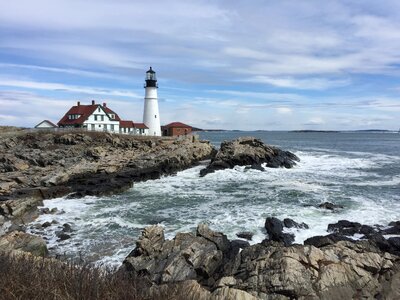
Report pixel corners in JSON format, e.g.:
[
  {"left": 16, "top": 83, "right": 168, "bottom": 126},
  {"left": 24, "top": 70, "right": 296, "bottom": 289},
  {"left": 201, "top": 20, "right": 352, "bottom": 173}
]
[
  {"left": 168, "top": 127, "right": 192, "bottom": 136},
  {"left": 83, "top": 106, "right": 119, "bottom": 132},
  {"left": 119, "top": 127, "right": 148, "bottom": 135}
]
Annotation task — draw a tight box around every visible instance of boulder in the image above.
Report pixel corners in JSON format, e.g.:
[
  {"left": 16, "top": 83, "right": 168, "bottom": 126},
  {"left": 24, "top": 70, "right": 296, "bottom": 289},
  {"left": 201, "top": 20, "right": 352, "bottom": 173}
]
[
  {"left": 381, "top": 222, "right": 400, "bottom": 235},
  {"left": 388, "top": 237, "right": 400, "bottom": 253},
  {"left": 62, "top": 223, "right": 73, "bottom": 233},
  {"left": 283, "top": 218, "right": 309, "bottom": 229},
  {"left": 318, "top": 202, "right": 344, "bottom": 210},
  {"left": 197, "top": 223, "right": 230, "bottom": 252},
  {"left": 0, "top": 231, "right": 48, "bottom": 256},
  {"left": 327, "top": 220, "right": 362, "bottom": 235},
  {"left": 304, "top": 234, "right": 353, "bottom": 248},
  {"left": 264, "top": 217, "right": 295, "bottom": 246},
  {"left": 231, "top": 239, "right": 250, "bottom": 249},
  {"left": 200, "top": 137, "right": 299, "bottom": 176},
  {"left": 56, "top": 231, "right": 71, "bottom": 241},
  {"left": 123, "top": 225, "right": 227, "bottom": 286},
  {"left": 236, "top": 231, "right": 254, "bottom": 241}
]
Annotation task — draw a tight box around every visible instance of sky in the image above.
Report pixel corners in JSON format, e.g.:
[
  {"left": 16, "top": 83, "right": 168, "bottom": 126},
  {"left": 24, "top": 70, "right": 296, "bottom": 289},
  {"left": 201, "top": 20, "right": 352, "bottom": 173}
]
[{"left": 1, "top": 0, "right": 400, "bottom": 130}]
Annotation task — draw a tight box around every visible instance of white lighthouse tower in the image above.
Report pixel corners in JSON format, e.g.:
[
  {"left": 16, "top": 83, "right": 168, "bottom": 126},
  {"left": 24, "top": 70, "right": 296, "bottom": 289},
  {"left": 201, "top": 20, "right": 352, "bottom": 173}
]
[{"left": 143, "top": 67, "right": 161, "bottom": 136}]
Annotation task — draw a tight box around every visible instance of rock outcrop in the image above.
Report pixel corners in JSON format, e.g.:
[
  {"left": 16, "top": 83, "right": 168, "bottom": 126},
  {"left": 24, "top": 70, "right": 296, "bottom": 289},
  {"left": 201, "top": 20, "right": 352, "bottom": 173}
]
[
  {"left": 0, "top": 231, "right": 48, "bottom": 256},
  {"left": 122, "top": 223, "right": 400, "bottom": 300},
  {"left": 0, "top": 130, "right": 215, "bottom": 230},
  {"left": 200, "top": 137, "right": 299, "bottom": 176}
]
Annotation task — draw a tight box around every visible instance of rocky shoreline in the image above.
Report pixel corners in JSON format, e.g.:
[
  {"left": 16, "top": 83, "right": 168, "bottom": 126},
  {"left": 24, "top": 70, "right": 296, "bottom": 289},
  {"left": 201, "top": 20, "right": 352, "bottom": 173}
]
[
  {"left": 121, "top": 219, "right": 400, "bottom": 299},
  {"left": 0, "top": 129, "right": 215, "bottom": 231},
  {"left": 1, "top": 130, "right": 399, "bottom": 299}
]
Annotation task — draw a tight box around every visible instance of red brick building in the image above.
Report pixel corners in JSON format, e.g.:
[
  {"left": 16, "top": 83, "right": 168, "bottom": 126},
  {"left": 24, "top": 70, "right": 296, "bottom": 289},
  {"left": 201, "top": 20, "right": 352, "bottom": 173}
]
[{"left": 162, "top": 122, "right": 192, "bottom": 136}]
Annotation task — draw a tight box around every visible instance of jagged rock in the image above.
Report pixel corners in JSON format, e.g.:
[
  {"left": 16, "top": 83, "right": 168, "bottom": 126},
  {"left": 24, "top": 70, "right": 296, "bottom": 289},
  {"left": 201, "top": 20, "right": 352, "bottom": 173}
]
[
  {"left": 327, "top": 220, "right": 362, "bottom": 235},
  {"left": 236, "top": 231, "right": 254, "bottom": 240},
  {"left": 0, "top": 231, "right": 48, "bottom": 256},
  {"left": 231, "top": 239, "right": 250, "bottom": 249},
  {"left": 318, "top": 202, "right": 344, "bottom": 210},
  {"left": 197, "top": 223, "right": 230, "bottom": 252},
  {"left": 388, "top": 237, "right": 400, "bottom": 252},
  {"left": 41, "top": 221, "right": 51, "bottom": 228},
  {"left": 264, "top": 217, "right": 295, "bottom": 246},
  {"left": 211, "top": 287, "right": 258, "bottom": 300},
  {"left": 283, "top": 218, "right": 309, "bottom": 229},
  {"left": 123, "top": 224, "right": 400, "bottom": 300},
  {"left": 304, "top": 233, "right": 353, "bottom": 248},
  {"left": 149, "top": 280, "right": 212, "bottom": 300},
  {"left": 123, "top": 225, "right": 227, "bottom": 286},
  {"left": 244, "top": 163, "right": 265, "bottom": 172},
  {"left": 56, "top": 232, "right": 71, "bottom": 241},
  {"left": 200, "top": 137, "right": 299, "bottom": 176},
  {"left": 382, "top": 222, "right": 400, "bottom": 235},
  {"left": 62, "top": 223, "right": 73, "bottom": 233}
]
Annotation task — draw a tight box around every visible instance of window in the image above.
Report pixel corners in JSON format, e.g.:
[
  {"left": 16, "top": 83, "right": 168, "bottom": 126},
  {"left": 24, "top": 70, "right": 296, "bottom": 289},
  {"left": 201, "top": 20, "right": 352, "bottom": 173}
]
[
  {"left": 155, "top": 115, "right": 157, "bottom": 118},
  {"left": 98, "top": 107, "right": 101, "bottom": 112},
  {"left": 110, "top": 114, "right": 114, "bottom": 119},
  {"left": 101, "top": 115, "right": 104, "bottom": 121},
  {"left": 91, "top": 124, "right": 95, "bottom": 130},
  {"left": 99, "top": 125, "right": 101, "bottom": 127},
  {"left": 110, "top": 124, "right": 114, "bottom": 131},
  {"left": 94, "top": 115, "right": 98, "bottom": 121}
]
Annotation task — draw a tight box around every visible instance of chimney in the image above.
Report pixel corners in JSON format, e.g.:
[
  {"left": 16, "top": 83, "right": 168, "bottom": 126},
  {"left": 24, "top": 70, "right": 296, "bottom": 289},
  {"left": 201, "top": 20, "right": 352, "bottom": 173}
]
[
  {"left": 77, "top": 101, "right": 80, "bottom": 106},
  {"left": 92, "top": 100, "right": 95, "bottom": 105},
  {"left": 103, "top": 102, "right": 107, "bottom": 107}
]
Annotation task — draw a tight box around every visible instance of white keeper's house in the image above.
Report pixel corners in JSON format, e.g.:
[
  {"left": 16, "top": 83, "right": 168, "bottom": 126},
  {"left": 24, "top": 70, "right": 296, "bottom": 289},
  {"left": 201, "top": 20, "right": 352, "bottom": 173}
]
[{"left": 57, "top": 100, "right": 149, "bottom": 135}]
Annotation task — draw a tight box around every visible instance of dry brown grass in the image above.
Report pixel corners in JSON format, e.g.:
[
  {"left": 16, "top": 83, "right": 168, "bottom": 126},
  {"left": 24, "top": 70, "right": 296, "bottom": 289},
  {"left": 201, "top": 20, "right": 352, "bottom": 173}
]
[
  {"left": 0, "top": 251, "right": 140, "bottom": 300},
  {"left": 0, "top": 252, "right": 188, "bottom": 300}
]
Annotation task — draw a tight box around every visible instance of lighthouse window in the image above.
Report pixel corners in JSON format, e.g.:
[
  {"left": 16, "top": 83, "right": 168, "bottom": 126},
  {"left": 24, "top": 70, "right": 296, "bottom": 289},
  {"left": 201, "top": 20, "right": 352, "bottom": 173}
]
[{"left": 155, "top": 115, "right": 157, "bottom": 118}]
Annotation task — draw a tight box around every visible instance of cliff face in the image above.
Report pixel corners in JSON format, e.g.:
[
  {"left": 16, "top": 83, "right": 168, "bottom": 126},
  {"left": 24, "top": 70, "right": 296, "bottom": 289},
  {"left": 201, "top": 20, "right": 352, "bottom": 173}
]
[{"left": 0, "top": 130, "right": 215, "bottom": 228}]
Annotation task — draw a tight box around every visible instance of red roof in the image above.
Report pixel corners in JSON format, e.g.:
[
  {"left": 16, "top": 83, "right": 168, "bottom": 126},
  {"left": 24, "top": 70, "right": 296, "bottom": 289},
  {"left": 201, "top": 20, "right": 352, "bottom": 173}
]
[
  {"left": 103, "top": 107, "right": 121, "bottom": 121},
  {"left": 164, "top": 122, "right": 192, "bottom": 128},
  {"left": 120, "top": 120, "right": 134, "bottom": 128},
  {"left": 134, "top": 123, "right": 148, "bottom": 129},
  {"left": 58, "top": 102, "right": 121, "bottom": 126}
]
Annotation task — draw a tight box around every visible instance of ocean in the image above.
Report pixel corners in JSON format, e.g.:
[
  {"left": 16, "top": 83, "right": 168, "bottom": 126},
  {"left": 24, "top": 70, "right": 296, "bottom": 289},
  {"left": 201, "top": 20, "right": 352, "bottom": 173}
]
[{"left": 27, "top": 131, "right": 400, "bottom": 266}]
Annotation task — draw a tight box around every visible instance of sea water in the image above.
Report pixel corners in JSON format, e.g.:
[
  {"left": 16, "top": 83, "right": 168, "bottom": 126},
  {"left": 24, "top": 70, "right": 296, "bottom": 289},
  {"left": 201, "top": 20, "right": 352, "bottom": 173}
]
[{"left": 27, "top": 131, "right": 400, "bottom": 266}]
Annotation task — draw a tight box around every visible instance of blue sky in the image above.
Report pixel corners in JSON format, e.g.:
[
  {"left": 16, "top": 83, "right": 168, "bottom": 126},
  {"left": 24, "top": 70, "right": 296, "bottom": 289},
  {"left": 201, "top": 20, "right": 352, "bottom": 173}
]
[{"left": 1, "top": 0, "right": 400, "bottom": 130}]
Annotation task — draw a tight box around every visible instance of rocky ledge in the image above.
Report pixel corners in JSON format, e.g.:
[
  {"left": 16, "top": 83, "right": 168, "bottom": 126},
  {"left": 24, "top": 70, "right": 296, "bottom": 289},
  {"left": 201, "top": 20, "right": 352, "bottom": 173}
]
[
  {"left": 0, "top": 130, "right": 215, "bottom": 230},
  {"left": 121, "top": 220, "right": 400, "bottom": 300},
  {"left": 200, "top": 137, "right": 299, "bottom": 176}
]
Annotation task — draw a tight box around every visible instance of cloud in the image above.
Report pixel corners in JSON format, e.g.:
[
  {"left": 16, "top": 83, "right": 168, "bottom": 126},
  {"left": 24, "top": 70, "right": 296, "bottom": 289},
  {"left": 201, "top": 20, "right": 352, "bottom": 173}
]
[
  {"left": 0, "top": 78, "right": 142, "bottom": 98},
  {"left": 242, "top": 76, "right": 350, "bottom": 90},
  {"left": 303, "top": 117, "right": 326, "bottom": 126},
  {"left": 0, "top": 63, "right": 132, "bottom": 81},
  {"left": 276, "top": 107, "right": 293, "bottom": 114}
]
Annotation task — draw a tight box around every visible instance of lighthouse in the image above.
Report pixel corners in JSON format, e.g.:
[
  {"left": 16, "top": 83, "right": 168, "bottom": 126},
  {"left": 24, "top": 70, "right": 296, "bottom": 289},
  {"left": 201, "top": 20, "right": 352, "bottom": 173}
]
[{"left": 143, "top": 67, "right": 161, "bottom": 136}]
